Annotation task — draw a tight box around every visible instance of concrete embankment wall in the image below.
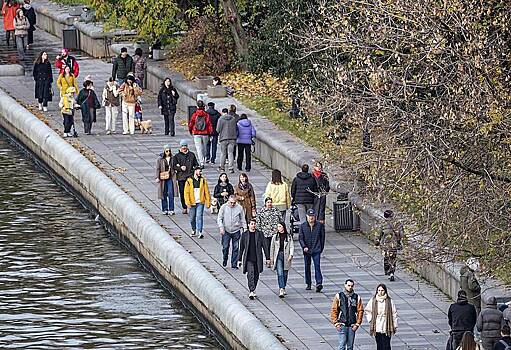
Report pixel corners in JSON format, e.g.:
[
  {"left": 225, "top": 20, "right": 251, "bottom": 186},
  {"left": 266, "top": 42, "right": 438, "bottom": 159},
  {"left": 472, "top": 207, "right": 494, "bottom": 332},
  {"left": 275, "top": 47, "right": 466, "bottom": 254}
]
[{"left": 0, "top": 89, "right": 286, "bottom": 350}]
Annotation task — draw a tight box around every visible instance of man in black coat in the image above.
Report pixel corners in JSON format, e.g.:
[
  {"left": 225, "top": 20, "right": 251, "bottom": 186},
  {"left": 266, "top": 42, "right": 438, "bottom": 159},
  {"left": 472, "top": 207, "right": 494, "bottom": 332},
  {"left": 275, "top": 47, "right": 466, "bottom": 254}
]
[
  {"left": 172, "top": 140, "right": 199, "bottom": 214},
  {"left": 112, "top": 47, "right": 134, "bottom": 84},
  {"left": 299, "top": 208, "right": 325, "bottom": 292},
  {"left": 206, "top": 102, "right": 221, "bottom": 164},
  {"left": 291, "top": 164, "right": 319, "bottom": 225},
  {"left": 238, "top": 219, "right": 264, "bottom": 299},
  {"left": 447, "top": 290, "right": 477, "bottom": 350}
]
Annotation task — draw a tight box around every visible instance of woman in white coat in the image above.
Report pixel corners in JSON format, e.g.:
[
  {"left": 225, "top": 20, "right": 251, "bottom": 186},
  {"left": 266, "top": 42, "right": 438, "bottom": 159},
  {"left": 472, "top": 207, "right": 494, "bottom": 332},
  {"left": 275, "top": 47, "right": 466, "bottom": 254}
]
[
  {"left": 364, "top": 283, "right": 398, "bottom": 350},
  {"left": 269, "top": 222, "right": 294, "bottom": 298}
]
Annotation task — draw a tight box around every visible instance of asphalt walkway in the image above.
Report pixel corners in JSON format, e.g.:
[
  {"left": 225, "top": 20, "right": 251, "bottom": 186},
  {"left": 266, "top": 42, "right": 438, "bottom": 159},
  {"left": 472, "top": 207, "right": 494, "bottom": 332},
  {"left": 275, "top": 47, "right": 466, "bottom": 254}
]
[{"left": 0, "top": 24, "right": 451, "bottom": 350}]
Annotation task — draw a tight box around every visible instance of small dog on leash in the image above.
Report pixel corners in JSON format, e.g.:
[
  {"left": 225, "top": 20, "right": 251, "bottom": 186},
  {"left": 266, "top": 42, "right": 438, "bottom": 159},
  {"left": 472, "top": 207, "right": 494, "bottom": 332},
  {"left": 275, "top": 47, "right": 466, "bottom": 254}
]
[
  {"left": 139, "top": 120, "right": 153, "bottom": 134},
  {"left": 210, "top": 198, "right": 218, "bottom": 214}
]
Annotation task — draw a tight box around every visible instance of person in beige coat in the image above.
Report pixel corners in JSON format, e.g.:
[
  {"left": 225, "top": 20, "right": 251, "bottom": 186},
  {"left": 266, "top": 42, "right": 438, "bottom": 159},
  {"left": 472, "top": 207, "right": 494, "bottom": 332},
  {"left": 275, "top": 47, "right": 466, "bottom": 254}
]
[
  {"left": 269, "top": 222, "right": 294, "bottom": 298},
  {"left": 364, "top": 283, "right": 398, "bottom": 350},
  {"left": 13, "top": 8, "right": 29, "bottom": 60},
  {"left": 156, "top": 144, "right": 178, "bottom": 215}
]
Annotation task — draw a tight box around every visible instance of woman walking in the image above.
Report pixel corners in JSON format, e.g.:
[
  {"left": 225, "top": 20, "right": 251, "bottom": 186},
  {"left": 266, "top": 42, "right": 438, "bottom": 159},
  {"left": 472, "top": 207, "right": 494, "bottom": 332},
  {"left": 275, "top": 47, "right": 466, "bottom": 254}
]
[
  {"left": 57, "top": 65, "right": 79, "bottom": 97},
  {"left": 156, "top": 144, "right": 178, "bottom": 215},
  {"left": 364, "top": 284, "right": 398, "bottom": 350},
  {"left": 132, "top": 47, "right": 147, "bottom": 88},
  {"left": 33, "top": 51, "right": 53, "bottom": 112},
  {"left": 270, "top": 222, "right": 294, "bottom": 298},
  {"left": 235, "top": 172, "right": 257, "bottom": 222},
  {"left": 264, "top": 169, "right": 291, "bottom": 222},
  {"left": 118, "top": 75, "right": 142, "bottom": 135},
  {"left": 76, "top": 80, "right": 101, "bottom": 135},
  {"left": 236, "top": 114, "right": 256, "bottom": 172},
  {"left": 2, "top": 0, "right": 19, "bottom": 47},
  {"left": 213, "top": 172, "right": 234, "bottom": 209},
  {"left": 456, "top": 331, "right": 482, "bottom": 350},
  {"left": 157, "top": 78, "right": 179, "bottom": 136},
  {"left": 256, "top": 197, "right": 281, "bottom": 265},
  {"left": 13, "top": 9, "right": 29, "bottom": 60},
  {"left": 312, "top": 161, "right": 330, "bottom": 224}
]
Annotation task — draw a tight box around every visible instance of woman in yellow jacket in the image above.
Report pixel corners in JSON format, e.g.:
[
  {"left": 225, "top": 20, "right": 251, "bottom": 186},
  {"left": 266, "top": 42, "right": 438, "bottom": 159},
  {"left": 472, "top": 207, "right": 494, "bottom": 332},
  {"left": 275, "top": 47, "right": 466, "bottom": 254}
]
[
  {"left": 264, "top": 169, "right": 291, "bottom": 222},
  {"left": 56, "top": 65, "right": 79, "bottom": 97},
  {"left": 184, "top": 166, "right": 211, "bottom": 239}
]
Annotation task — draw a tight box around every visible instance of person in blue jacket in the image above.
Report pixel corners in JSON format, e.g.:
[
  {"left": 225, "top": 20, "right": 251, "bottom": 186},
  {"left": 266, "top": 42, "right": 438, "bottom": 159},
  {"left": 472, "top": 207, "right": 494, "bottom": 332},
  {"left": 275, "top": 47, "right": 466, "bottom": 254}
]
[
  {"left": 236, "top": 113, "right": 256, "bottom": 172},
  {"left": 299, "top": 208, "right": 325, "bottom": 292}
]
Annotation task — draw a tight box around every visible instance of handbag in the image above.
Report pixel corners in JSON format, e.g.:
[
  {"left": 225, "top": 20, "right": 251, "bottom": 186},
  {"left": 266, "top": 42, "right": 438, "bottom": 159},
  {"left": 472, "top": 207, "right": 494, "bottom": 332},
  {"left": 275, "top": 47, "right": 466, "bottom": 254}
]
[{"left": 160, "top": 171, "right": 170, "bottom": 180}]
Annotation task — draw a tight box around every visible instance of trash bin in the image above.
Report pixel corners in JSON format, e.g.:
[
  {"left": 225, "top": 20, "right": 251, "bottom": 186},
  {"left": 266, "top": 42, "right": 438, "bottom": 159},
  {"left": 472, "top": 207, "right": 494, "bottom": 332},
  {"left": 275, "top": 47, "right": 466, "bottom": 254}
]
[
  {"left": 333, "top": 193, "right": 354, "bottom": 232},
  {"left": 63, "top": 26, "right": 79, "bottom": 50}
]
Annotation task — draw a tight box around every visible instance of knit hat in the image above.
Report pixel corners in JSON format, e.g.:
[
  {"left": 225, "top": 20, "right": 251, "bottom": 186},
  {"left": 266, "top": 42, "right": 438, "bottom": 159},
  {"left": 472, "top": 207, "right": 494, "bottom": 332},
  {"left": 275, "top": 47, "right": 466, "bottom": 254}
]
[{"left": 179, "top": 139, "right": 188, "bottom": 147}]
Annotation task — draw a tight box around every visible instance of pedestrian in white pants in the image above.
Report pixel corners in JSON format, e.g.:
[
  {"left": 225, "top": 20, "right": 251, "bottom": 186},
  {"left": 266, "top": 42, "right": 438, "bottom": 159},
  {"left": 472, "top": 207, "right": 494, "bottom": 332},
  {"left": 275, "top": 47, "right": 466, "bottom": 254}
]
[
  {"left": 118, "top": 76, "right": 142, "bottom": 135},
  {"left": 102, "top": 77, "right": 119, "bottom": 134},
  {"left": 193, "top": 135, "right": 209, "bottom": 165},
  {"left": 188, "top": 100, "right": 213, "bottom": 166}
]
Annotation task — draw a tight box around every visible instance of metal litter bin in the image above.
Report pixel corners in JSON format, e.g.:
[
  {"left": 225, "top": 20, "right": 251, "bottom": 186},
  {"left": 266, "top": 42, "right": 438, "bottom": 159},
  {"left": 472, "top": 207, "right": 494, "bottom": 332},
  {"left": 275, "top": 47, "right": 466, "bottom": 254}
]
[
  {"left": 333, "top": 193, "right": 354, "bottom": 232},
  {"left": 63, "top": 26, "right": 79, "bottom": 50}
]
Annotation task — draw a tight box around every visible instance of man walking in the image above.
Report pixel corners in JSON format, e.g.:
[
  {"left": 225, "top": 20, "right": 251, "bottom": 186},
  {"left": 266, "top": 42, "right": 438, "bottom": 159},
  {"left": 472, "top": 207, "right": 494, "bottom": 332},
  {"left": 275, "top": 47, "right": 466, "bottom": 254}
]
[
  {"left": 184, "top": 166, "right": 211, "bottom": 239},
  {"left": 218, "top": 195, "right": 247, "bottom": 269},
  {"left": 206, "top": 101, "right": 221, "bottom": 164},
  {"left": 447, "top": 290, "right": 477, "bottom": 350},
  {"left": 330, "top": 279, "right": 364, "bottom": 350},
  {"left": 172, "top": 140, "right": 199, "bottom": 214},
  {"left": 238, "top": 219, "right": 265, "bottom": 299},
  {"left": 291, "top": 164, "right": 318, "bottom": 225},
  {"left": 188, "top": 100, "right": 213, "bottom": 167},
  {"left": 216, "top": 106, "right": 238, "bottom": 173},
  {"left": 376, "top": 209, "right": 403, "bottom": 281},
  {"left": 460, "top": 259, "right": 482, "bottom": 315},
  {"left": 112, "top": 47, "right": 134, "bottom": 84},
  {"left": 298, "top": 208, "right": 325, "bottom": 292},
  {"left": 477, "top": 296, "right": 503, "bottom": 350}
]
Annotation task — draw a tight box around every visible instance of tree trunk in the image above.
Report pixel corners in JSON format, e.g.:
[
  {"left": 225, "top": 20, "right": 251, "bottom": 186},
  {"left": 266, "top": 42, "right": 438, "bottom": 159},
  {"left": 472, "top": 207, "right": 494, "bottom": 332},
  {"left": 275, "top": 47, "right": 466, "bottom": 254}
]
[{"left": 219, "top": 0, "right": 248, "bottom": 58}]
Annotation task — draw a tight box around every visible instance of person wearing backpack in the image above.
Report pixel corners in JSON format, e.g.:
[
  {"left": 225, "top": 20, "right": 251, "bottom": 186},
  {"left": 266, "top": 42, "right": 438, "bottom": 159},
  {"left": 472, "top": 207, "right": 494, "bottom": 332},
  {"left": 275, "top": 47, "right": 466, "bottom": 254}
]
[
  {"left": 188, "top": 100, "right": 213, "bottom": 167},
  {"left": 493, "top": 325, "right": 511, "bottom": 350},
  {"left": 375, "top": 210, "right": 404, "bottom": 282}
]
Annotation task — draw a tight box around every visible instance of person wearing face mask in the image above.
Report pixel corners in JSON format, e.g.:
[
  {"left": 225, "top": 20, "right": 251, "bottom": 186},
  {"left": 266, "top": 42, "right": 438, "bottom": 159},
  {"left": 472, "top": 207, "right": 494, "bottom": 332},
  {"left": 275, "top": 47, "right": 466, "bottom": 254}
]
[
  {"left": 364, "top": 284, "right": 398, "bottom": 350},
  {"left": 330, "top": 279, "right": 364, "bottom": 350},
  {"left": 238, "top": 219, "right": 265, "bottom": 300},
  {"left": 217, "top": 194, "right": 246, "bottom": 269},
  {"left": 112, "top": 47, "right": 134, "bottom": 84}
]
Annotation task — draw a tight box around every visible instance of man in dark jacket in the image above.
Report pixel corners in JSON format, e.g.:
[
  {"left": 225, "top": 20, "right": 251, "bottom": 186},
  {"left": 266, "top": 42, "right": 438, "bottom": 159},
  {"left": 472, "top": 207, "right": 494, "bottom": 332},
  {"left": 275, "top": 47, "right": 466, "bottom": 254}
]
[
  {"left": 112, "top": 47, "right": 134, "bottom": 84},
  {"left": 238, "top": 219, "right": 264, "bottom": 299},
  {"left": 477, "top": 296, "right": 504, "bottom": 350},
  {"left": 21, "top": 0, "right": 36, "bottom": 48},
  {"left": 216, "top": 108, "right": 238, "bottom": 173},
  {"left": 172, "top": 139, "right": 199, "bottom": 214},
  {"left": 299, "top": 208, "right": 325, "bottom": 292},
  {"left": 206, "top": 102, "right": 221, "bottom": 164},
  {"left": 460, "top": 261, "right": 482, "bottom": 315},
  {"left": 493, "top": 325, "right": 511, "bottom": 350},
  {"left": 291, "top": 164, "right": 319, "bottom": 225},
  {"left": 447, "top": 290, "right": 477, "bottom": 350},
  {"left": 376, "top": 209, "right": 404, "bottom": 281}
]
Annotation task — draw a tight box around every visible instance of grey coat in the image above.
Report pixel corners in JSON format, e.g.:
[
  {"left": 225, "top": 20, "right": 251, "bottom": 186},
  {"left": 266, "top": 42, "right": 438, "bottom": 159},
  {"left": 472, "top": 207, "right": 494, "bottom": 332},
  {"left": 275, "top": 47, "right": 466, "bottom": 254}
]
[
  {"left": 239, "top": 229, "right": 264, "bottom": 274},
  {"left": 216, "top": 114, "right": 238, "bottom": 142},
  {"left": 460, "top": 265, "right": 482, "bottom": 313},
  {"left": 476, "top": 297, "right": 503, "bottom": 343},
  {"left": 270, "top": 233, "right": 294, "bottom": 270}
]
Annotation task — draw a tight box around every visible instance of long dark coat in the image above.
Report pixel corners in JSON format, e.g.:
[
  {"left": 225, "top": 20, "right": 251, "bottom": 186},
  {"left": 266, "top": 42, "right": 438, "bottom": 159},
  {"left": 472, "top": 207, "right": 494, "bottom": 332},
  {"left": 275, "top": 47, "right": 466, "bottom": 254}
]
[
  {"left": 33, "top": 61, "right": 53, "bottom": 102},
  {"left": 76, "top": 88, "right": 100, "bottom": 123},
  {"left": 157, "top": 86, "right": 179, "bottom": 115},
  {"left": 156, "top": 155, "right": 178, "bottom": 200},
  {"left": 238, "top": 229, "right": 264, "bottom": 274}
]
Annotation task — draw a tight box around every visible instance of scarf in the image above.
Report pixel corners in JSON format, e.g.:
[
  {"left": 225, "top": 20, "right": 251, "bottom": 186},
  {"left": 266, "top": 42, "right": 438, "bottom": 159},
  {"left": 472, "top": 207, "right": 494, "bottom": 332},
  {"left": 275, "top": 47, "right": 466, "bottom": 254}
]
[
  {"left": 313, "top": 169, "right": 322, "bottom": 178},
  {"left": 369, "top": 294, "right": 396, "bottom": 337}
]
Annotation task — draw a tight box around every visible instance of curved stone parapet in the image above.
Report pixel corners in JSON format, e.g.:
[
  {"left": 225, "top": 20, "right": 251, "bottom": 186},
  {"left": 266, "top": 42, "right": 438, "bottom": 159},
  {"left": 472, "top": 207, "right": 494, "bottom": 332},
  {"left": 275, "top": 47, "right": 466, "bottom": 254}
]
[
  {"left": 0, "top": 64, "right": 24, "bottom": 76},
  {"left": 0, "top": 88, "right": 287, "bottom": 350}
]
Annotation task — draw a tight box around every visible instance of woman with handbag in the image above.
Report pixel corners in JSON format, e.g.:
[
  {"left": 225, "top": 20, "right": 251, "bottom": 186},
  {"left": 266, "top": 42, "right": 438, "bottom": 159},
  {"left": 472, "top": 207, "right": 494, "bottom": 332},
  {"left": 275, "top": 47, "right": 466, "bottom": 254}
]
[
  {"left": 235, "top": 172, "right": 257, "bottom": 222},
  {"left": 269, "top": 222, "right": 294, "bottom": 298},
  {"left": 33, "top": 51, "right": 53, "bottom": 112},
  {"left": 57, "top": 65, "right": 79, "bottom": 97},
  {"left": 156, "top": 144, "right": 178, "bottom": 215},
  {"left": 76, "top": 80, "right": 101, "bottom": 135}
]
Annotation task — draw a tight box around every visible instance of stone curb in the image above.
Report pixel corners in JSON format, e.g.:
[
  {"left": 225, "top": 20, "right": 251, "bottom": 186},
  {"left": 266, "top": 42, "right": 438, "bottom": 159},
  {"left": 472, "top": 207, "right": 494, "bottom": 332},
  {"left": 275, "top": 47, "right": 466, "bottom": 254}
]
[
  {"left": 0, "top": 64, "right": 24, "bottom": 76},
  {"left": 0, "top": 88, "right": 287, "bottom": 350}
]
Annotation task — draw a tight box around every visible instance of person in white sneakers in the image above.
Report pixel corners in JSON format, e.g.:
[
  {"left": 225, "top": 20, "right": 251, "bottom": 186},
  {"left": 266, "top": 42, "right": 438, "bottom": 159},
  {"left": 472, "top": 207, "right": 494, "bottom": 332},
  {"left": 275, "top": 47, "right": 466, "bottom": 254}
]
[
  {"left": 102, "top": 77, "right": 119, "bottom": 135},
  {"left": 238, "top": 219, "right": 265, "bottom": 299},
  {"left": 364, "top": 283, "right": 398, "bottom": 350},
  {"left": 184, "top": 166, "right": 211, "bottom": 238},
  {"left": 269, "top": 222, "right": 294, "bottom": 298}
]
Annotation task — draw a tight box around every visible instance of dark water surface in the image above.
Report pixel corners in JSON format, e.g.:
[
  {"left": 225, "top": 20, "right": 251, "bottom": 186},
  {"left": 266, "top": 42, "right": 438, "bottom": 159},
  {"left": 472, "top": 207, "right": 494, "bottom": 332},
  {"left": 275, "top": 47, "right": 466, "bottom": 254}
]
[{"left": 0, "top": 136, "right": 221, "bottom": 349}]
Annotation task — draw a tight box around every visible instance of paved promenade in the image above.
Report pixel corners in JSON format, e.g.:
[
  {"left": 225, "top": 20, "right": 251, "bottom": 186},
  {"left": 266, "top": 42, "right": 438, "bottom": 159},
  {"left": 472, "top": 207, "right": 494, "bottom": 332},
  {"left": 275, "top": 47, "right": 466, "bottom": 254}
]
[{"left": 0, "top": 27, "right": 451, "bottom": 349}]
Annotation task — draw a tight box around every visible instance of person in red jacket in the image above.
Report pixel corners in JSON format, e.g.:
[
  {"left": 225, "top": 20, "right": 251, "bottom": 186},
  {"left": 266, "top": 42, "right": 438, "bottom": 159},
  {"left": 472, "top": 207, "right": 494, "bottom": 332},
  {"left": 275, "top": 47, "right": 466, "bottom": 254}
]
[
  {"left": 2, "top": 0, "right": 19, "bottom": 47},
  {"left": 188, "top": 100, "right": 213, "bottom": 167},
  {"left": 55, "top": 48, "right": 80, "bottom": 77}
]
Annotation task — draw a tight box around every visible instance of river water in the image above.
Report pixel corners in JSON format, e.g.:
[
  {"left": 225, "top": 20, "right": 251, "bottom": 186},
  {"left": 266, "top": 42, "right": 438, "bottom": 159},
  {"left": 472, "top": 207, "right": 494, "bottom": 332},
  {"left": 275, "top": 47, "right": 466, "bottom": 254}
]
[{"left": 0, "top": 135, "right": 221, "bottom": 349}]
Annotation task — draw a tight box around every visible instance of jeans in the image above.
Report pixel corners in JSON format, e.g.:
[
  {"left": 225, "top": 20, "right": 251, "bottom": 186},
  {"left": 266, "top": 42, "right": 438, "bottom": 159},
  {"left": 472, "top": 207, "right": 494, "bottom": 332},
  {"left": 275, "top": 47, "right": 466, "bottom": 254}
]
[
  {"left": 188, "top": 203, "right": 205, "bottom": 233},
  {"left": 193, "top": 135, "right": 209, "bottom": 165},
  {"left": 297, "top": 203, "right": 314, "bottom": 225},
  {"left": 83, "top": 121, "right": 93, "bottom": 134},
  {"left": 237, "top": 143, "right": 252, "bottom": 171},
  {"left": 105, "top": 106, "right": 118, "bottom": 132},
  {"left": 177, "top": 180, "right": 187, "bottom": 209},
  {"left": 338, "top": 325, "right": 356, "bottom": 350},
  {"left": 221, "top": 230, "right": 240, "bottom": 268},
  {"left": 15, "top": 35, "right": 26, "bottom": 60},
  {"left": 161, "top": 179, "right": 175, "bottom": 212},
  {"left": 164, "top": 112, "right": 175, "bottom": 136},
  {"left": 375, "top": 333, "right": 391, "bottom": 350},
  {"left": 246, "top": 260, "right": 260, "bottom": 292},
  {"left": 122, "top": 102, "right": 136, "bottom": 134},
  {"left": 63, "top": 113, "right": 74, "bottom": 133},
  {"left": 206, "top": 134, "right": 218, "bottom": 163},
  {"left": 276, "top": 251, "right": 289, "bottom": 289},
  {"left": 304, "top": 252, "right": 322, "bottom": 286},
  {"left": 219, "top": 139, "right": 236, "bottom": 170}
]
